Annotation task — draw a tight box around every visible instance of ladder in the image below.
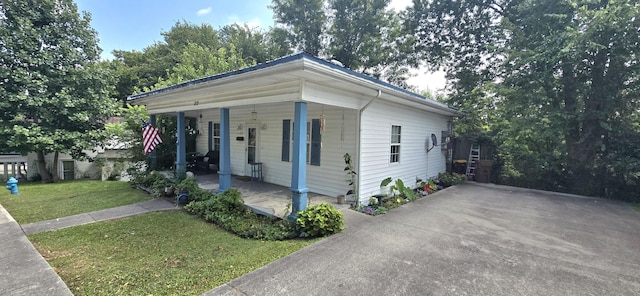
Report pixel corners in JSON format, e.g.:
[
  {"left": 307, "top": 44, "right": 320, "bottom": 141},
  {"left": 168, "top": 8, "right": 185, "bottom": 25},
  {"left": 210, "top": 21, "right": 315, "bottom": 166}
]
[{"left": 466, "top": 143, "right": 480, "bottom": 179}]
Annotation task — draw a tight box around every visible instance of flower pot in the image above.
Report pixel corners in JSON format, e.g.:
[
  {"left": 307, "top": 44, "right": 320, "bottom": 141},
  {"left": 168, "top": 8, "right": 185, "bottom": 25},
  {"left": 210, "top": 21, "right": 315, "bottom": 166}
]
[
  {"left": 337, "top": 194, "right": 346, "bottom": 204},
  {"left": 164, "top": 186, "right": 175, "bottom": 197},
  {"left": 380, "top": 186, "right": 392, "bottom": 197}
]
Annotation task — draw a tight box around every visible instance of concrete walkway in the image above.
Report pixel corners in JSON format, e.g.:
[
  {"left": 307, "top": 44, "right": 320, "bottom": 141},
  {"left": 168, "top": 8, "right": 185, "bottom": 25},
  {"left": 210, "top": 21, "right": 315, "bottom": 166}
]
[
  {"left": 0, "top": 205, "right": 72, "bottom": 295},
  {"left": 21, "top": 198, "right": 178, "bottom": 235},
  {"left": 0, "top": 198, "right": 177, "bottom": 295},
  {"left": 204, "top": 183, "right": 640, "bottom": 296}
]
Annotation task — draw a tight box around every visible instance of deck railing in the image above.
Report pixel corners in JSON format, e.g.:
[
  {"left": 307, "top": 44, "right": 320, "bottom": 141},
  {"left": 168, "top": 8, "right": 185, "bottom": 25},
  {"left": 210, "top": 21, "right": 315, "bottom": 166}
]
[{"left": 0, "top": 155, "right": 28, "bottom": 181}]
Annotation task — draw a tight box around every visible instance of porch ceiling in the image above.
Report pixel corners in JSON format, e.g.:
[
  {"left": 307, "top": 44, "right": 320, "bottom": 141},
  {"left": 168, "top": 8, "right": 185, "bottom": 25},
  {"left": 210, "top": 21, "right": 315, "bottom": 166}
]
[{"left": 128, "top": 53, "right": 462, "bottom": 117}]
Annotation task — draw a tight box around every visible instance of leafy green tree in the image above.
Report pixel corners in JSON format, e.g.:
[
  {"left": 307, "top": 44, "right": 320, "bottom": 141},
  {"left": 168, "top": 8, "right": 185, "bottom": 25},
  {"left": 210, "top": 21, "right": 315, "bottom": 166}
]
[
  {"left": 270, "top": 0, "right": 411, "bottom": 85},
  {"left": 270, "top": 0, "right": 326, "bottom": 55},
  {"left": 407, "top": 0, "right": 640, "bottom": 200},
  {"left": 151, "top": 44, "right": 251, "bottom": 90},
  {"left": 111, "top": 47, "right": 172, "bottom": 101},
  {"left": 219, "top": 24, "right": 278, "bottom": 64},
  {"left": 0, "top": 0, "right": 119, "bottom": 183},
  {"left": 110, "top": 21, "right": 288, "bottom": 101},
  {"left": 265, "top": 27, "right": 295, "bottom": 59},
  {"left": 328, "top": 0, "right": 390, "bottom": 70}
]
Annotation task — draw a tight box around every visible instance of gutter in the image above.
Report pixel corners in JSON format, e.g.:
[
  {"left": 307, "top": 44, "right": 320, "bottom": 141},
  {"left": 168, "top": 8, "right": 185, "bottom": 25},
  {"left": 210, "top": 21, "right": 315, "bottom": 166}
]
[{"left": 355, "top": 89, "right": 382, "bottom": 205}]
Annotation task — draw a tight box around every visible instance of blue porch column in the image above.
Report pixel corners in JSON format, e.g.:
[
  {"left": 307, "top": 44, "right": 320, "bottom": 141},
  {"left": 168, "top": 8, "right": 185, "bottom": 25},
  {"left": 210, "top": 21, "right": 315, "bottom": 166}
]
[
  {"left": 288, "top": 102, "right": 308, "bottom": 220},
  {"left": 175, "top": 112, "right": 187, "bottom": 179},
  {"left": 148, "top": 114, "right": 158, "bottom": 170},
  {"left": 217, "top": 108, "right": 232, "bottom": 192}
]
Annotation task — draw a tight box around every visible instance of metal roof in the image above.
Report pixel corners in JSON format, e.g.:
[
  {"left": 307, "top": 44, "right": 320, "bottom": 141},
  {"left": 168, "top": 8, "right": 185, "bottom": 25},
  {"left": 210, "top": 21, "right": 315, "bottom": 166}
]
[{"left": 127, "top": 52, "right": 459, "bottom": 113}]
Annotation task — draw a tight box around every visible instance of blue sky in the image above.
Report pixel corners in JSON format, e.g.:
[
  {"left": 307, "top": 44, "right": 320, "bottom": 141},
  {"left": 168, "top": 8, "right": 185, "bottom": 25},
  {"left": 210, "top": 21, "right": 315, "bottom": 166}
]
[
  {"left": 75, "top": 0, "right": 445, "bottom": 92},
  {"left": 75, "top": 0, "right": 275, "bottom": 60}
]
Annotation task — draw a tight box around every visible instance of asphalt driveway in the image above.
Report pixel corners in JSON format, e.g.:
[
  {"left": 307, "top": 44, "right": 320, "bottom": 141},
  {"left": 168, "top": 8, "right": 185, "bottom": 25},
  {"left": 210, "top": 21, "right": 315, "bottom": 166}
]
[{"left": 206, "top": 183, "right": 640, "bottom": 296}]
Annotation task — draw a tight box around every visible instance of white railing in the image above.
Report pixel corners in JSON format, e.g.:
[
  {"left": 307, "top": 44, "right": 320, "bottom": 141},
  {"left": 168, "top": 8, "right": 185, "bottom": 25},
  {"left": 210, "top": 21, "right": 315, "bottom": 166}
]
[{"left": 0, "top": 155, "right": 28, "bottom": 181}]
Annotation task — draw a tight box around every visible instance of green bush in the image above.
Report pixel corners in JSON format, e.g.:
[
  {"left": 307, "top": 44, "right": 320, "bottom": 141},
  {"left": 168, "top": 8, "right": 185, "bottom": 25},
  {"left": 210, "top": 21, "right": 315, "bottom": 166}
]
[
  {"left": 175, "top": 178, "right": 212, "bottom": 203},
  {"left": 296, "top": 203, "right": 345, "bottom": 237},
  {"left": 390, "top": 178, "right": 417, "bottom": 201},
  {"left": 438, "top": 172, "right": 466, "bottom": 187},
  {"left": 129, "top": 171, "right": 175, "bottom": 198},
  {"left": 184, "top": 189, "right": 299, "bottom": 240}
]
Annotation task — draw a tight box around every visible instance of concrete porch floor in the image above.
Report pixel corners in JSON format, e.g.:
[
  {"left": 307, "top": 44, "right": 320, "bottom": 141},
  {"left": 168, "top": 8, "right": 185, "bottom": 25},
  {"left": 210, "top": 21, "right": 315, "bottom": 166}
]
[{"left": 194, "top": 173, "right": 351, "bottom": 217}]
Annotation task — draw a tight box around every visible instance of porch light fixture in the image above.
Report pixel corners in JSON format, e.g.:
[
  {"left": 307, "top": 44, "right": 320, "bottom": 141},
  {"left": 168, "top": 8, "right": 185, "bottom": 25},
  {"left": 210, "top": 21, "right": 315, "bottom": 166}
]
[
  {"left": 261, "top": 123, "right": 267, "bottom": 130},
  {"left": 251, "top": 111, "right": 258, "bottom": 121},
  {"left": 237, "top": 123, "right": 243, "bottom": 130}
]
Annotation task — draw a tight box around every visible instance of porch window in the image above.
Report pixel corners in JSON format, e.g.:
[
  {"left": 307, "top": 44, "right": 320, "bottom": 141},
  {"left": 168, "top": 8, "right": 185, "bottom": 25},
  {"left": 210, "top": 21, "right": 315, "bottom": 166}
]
[
  {"left": 213, "top": 123, "right": 220, "bottom": 151},
  {"left": 282, "top": 120, "right": 290, "bottom": 161},
  {"left": 310, "top": 119, "right": 321, "bottom": 165},
  {"left": 306, "top": 122, "right": 311, "bottom": 164},
  {"left": 283, "top": 119, "right": 321, "bottom": 166},
  {"left": 390, "top": 125, "right": 401, "bottom": 163}
]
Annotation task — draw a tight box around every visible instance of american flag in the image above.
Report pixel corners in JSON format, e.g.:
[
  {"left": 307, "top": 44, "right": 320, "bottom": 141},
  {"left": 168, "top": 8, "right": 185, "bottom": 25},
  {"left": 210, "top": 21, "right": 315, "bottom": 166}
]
[{"left": 142, "top": 120, "right": 162, "bottom": 155}]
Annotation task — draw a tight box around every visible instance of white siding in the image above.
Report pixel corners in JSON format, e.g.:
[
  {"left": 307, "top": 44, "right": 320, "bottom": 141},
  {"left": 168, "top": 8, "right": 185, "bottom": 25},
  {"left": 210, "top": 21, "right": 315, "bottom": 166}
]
[
  {"left": 359, "top": 99, "right": 450, "bottom": 203},
  {"left": 26, "top": 151, "right": 101, "bottom": 180},
  {"left": 194, "top": 103, "right": 357, "bottom": 198}
]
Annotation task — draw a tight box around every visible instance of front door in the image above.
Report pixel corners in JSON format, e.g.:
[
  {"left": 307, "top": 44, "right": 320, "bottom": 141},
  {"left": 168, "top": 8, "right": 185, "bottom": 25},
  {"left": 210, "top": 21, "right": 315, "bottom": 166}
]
[{"left": 245, "top": 125, "right": 259, "bottom": 174}]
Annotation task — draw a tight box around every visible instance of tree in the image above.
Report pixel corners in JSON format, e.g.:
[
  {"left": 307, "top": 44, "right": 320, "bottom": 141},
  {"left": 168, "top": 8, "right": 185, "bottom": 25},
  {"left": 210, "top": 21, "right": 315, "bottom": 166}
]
[
  {"left": 407, "top": 0, "right": 640, "bottom": 200},
  {"left": 151, "top": 44, "right": 251, "bottom": 90},
  {"left": 219, "top": 24, "right": 280, "bottom": 65},
  {"left": 109, "top": 21, "right": 289, "bottom": 101},
  {"left": 328, "top": 0, "right": 390, "bottom": 70},
  {"left": 270, "top": 0, "right": 326, "bottom": 56},
  {"left": 0, "top": 0, "right": 119, "bottom": 182},
  {"left": 270, "top": 0, "right": 411, "bottom": 85}
]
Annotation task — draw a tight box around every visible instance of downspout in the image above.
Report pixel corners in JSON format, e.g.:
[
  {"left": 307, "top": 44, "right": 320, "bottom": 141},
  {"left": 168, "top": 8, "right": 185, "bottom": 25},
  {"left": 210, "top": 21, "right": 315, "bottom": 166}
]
[{"left": 356, "top": 89, "right": 382, "bottom": 205}]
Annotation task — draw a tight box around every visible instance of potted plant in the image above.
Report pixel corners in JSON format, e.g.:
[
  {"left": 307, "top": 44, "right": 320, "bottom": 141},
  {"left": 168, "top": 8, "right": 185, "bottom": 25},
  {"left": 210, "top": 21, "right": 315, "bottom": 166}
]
[{"left": 336, "top": 194, "right": 346, "bottom": 204}]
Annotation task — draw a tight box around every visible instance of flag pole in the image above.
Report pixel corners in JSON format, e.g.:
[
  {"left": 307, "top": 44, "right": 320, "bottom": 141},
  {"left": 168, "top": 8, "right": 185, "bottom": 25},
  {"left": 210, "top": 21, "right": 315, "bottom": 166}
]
[{"left": 148, "top": 115, "right": 158, "bottom": 170}]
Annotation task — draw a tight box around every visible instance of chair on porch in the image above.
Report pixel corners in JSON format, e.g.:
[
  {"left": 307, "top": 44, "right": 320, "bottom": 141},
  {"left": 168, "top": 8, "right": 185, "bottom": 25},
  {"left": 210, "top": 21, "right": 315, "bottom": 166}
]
[{"left": 194, "top": 150, "right": 219, "bottom": 173}]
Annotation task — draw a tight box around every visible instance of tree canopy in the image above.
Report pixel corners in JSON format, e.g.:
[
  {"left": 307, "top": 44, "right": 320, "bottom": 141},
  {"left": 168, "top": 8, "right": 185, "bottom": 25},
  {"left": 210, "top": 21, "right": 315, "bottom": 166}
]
[
  {"left": 408, "top": 0, "right": 640, "bottom": 200},
  {"left": 0, "top": 0, "right": 119, "bottom": 182},
  {"left": 110, "top": 21, "right": 292, "bottom": 101},
  {"left": 270, "top": 0, "right": 412, "bottom": 86}
]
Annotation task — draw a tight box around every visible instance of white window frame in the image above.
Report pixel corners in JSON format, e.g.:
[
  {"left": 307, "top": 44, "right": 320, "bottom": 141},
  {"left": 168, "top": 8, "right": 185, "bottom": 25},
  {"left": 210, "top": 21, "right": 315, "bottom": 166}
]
[
  {"left": 390, "top": 125, "right": 401, "bottom": 163},
  {"left": 213, "top": 123, "right": 220, "bottom": 151}
]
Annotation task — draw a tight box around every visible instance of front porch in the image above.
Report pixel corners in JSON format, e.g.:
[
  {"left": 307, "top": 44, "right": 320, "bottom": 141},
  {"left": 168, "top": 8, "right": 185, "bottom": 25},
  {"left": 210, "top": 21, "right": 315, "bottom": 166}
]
[{"left": 193, "top": 173, "right": 351, "bottom": 218}]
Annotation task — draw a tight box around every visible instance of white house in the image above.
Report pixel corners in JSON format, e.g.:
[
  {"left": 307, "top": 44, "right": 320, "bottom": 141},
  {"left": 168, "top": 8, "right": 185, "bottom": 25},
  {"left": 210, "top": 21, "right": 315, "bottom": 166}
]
[
  {"left": 128, "top": 52, "right": 461, "bottom": 213},
  {"left": 25, "top": 140, "right": 132, "bottom": 182}
]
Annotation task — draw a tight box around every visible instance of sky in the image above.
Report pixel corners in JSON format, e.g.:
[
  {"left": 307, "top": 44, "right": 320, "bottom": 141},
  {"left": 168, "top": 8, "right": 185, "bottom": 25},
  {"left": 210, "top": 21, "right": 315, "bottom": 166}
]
[{"left": 75, "top": 0, "right": 446, "bottom": 93}]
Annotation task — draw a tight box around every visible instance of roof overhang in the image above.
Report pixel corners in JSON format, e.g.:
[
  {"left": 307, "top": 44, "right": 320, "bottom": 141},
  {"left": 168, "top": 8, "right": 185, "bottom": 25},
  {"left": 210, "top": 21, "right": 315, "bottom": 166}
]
[{"left": 127, "top": 52, "right": 463, "bottom": 117}]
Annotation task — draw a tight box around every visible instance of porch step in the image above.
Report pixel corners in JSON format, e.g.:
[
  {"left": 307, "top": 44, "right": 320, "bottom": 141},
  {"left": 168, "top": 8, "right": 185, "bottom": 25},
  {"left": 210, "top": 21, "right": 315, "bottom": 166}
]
[{"left": 245, "top": 204, "right": 276, "bottom": 217}]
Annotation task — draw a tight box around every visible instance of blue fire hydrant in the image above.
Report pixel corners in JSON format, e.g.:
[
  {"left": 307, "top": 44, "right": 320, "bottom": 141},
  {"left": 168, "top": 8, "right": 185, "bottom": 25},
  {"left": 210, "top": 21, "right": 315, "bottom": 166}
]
[{"left": 6, "top": 177, "right": 18, "bottom": 194}]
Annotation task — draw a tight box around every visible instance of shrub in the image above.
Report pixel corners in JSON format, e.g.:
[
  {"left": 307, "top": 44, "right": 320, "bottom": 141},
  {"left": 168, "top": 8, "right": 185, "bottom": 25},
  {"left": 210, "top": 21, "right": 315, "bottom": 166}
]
[
  {"left": 390, "top": 178, "right": 417, "bottom": 201},
  {"left": 175, "top": 178, "right": 211, "bottom": 203},
  {"left": 438, "top": 172, "right": 466, "bottom": 187},
  {"left": 184, "top": 189, "right": 299, "bottom": 240},
  {"left": 296, "top": 203, "right": 345, "bottom": 237},
  {"left": 185, "top": 189, "right": 245, "bottom": 217},
  {"left": 129, "top": 171, "right": 175, "bottom": 198}
]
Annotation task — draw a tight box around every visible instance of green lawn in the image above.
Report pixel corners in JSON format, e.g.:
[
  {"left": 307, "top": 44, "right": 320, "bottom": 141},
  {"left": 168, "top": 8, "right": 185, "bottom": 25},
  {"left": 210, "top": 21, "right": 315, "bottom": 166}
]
[
  {"left": 29, "top": 211, "right": 316, "bottom": 295},
  {"left": 0, "top": 180, "right": 151, "bottom": 224}
]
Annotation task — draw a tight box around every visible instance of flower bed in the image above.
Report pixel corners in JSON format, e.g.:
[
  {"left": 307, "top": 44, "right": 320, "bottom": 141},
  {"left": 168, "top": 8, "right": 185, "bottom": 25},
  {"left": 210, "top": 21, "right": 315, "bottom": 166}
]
[{"left": 354, "top": 172, "right": 466, "bottom": 216}]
